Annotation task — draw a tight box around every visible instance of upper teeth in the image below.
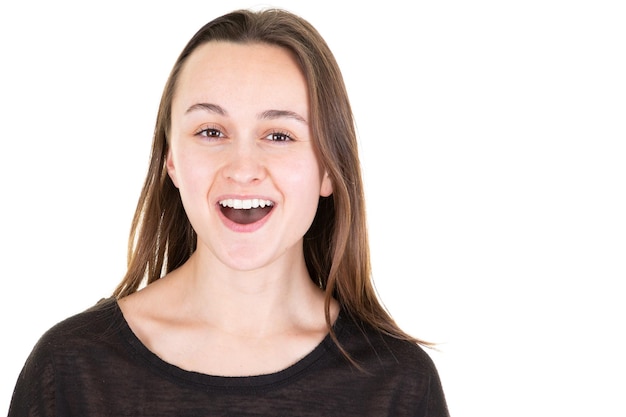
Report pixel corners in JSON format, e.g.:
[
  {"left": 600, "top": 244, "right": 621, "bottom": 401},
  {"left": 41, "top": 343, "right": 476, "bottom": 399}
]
[{"left": 219, "top": 199, "right": 274, "bottom": 209}]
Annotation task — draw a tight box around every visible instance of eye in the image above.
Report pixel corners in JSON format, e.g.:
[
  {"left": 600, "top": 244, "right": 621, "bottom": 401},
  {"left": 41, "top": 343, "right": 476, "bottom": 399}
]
[
  {"left": 195, "top": 125, "right": 225, "bottom": 139},
  {"left": 265, "top": 131, "right": 294, "bottom": 142}
]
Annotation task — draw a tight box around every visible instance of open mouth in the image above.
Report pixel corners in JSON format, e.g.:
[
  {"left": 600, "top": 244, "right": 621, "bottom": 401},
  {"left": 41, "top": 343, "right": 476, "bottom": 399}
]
[{"left": 218, "top": 198, "right": 274, "bottom": 225}]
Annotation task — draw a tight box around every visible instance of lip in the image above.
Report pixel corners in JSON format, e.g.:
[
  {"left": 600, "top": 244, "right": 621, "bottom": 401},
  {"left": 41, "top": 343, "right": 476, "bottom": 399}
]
[{"left": 215, "top": 195, "right": 275, "bottom": 233}]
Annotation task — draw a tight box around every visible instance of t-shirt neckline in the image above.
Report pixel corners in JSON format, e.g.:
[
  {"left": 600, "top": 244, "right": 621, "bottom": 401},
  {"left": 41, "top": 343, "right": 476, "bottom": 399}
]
[{"left": 110, "top": 298, "right": 346, "bottom": 390}]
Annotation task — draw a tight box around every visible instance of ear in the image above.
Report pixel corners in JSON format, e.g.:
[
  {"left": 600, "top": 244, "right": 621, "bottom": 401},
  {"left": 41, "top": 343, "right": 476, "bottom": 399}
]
[
  {"left": 320, "top": 171, "right": 333, "bottom": 197},
  {"left": 165, "top": 147, "right": 180, "bottom": 188}
]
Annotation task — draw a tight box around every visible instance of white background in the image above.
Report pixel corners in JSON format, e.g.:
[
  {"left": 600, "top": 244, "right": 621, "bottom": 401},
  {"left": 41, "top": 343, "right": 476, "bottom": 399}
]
[{"left": 1, "top": 1, "right": 625, "bottom": 415}]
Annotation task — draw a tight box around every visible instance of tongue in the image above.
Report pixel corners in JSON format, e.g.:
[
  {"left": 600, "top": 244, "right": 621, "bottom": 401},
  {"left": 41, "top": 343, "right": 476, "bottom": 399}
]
[{"left": 221, "top": 207, "right": 272, "bottom": 225}]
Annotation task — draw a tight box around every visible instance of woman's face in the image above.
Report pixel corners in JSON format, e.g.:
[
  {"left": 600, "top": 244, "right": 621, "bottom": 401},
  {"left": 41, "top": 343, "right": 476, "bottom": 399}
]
[{"left": 167, "top": 41, "right": 333, "bottom": 272}]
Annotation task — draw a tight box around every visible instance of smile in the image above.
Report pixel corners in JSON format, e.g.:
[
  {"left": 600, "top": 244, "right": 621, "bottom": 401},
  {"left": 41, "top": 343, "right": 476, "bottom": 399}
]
[{"left": 218, "top": 198, "right": 275, "bottom": 225}]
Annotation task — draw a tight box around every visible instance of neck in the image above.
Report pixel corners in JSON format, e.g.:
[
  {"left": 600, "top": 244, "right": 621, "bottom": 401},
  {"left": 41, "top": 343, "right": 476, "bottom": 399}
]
[{"left": 164, "top": 249, "right": 327, "bottom": 337}]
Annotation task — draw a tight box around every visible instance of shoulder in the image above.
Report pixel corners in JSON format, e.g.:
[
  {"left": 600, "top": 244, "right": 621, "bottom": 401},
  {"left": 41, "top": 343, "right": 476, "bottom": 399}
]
[
  {"left": 327, "top": 313, "right": 450, "bottom": 415},
  {"left": 8, "top": 298, "right": 124, "bottom": 415},
  {"left": 17, "top": 297, "right": 124, "bottom": 384},
  {"left": 33, "top": 297, "right": 121, "bottom": 354},
  {"left": 339, "top": 314, "right": 438, "bottom": 377}
]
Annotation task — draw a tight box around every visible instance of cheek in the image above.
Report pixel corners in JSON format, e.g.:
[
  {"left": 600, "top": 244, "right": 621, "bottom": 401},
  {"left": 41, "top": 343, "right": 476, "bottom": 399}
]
[
  {"left": 280, "top": 157, "right": 324, "bottom": 199},
  {"left": 173, "top": 153, "right": 216, "bottom": 200}
]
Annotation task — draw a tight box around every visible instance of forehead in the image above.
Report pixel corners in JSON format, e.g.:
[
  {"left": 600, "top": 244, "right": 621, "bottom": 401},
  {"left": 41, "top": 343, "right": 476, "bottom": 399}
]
[{"left": 172, "top": 41, "right": 309, "bottom": 113}]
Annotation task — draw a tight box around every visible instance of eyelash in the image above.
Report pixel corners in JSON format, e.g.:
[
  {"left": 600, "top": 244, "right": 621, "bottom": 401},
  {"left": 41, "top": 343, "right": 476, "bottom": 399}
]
[
  {"left": 194, "top": 125, "right": 295, "bottom": 143},
  {"left": 265, "top": 130, "right": 294, "bottom": 142},
  {"left": 194, "top": 125, "right": 224, "bottom": 139}
]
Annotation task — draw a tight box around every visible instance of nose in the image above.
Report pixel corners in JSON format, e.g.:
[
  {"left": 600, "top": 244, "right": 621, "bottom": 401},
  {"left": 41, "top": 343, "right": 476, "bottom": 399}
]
[{"left": 222, "top": 138, "right": 266, "bottom": 184}]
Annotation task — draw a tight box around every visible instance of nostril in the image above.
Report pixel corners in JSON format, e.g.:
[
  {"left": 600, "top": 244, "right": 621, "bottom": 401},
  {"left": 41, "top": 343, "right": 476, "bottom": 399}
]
[{"left": 221, "top": 142, "right": 267, "bottom": 183}]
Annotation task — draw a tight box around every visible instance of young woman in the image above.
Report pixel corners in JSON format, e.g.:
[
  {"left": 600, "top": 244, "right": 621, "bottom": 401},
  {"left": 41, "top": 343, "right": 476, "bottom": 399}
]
[{"left": 9, "top": 9, "right": 449, "bottom": 416}]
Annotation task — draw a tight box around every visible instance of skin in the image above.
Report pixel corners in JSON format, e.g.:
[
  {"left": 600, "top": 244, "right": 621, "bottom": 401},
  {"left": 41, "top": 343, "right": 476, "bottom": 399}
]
[{"left": 119, "top": 41, "right": 339, "bottom": 377}]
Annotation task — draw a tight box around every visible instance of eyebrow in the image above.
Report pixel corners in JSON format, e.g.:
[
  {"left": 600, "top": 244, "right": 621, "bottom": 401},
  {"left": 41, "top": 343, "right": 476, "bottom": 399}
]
[
  {"left": 185, "top": 102, "right": 227, "bottom": 115},
  {"left": 259, "top": 109, "right": 308, "bottom": 124},
  {"left": 185, "top": 103, "right": 307, "bottom": 124}
]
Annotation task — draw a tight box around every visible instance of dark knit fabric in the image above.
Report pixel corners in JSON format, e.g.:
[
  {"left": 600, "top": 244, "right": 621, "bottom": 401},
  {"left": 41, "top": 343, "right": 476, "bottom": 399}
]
[{"left": 9, "top": 298, "right": 449, "bottom": 416}]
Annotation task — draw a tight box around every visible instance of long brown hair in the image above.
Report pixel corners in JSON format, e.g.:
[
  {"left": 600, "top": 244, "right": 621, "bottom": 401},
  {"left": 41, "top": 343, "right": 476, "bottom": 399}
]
[{"left": 113, "top": 8, "right": 427, "bottom": 349}]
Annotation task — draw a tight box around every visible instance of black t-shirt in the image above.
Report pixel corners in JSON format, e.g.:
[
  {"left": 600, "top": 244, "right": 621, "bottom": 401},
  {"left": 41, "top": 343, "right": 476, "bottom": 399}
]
[{"left": 9, "top": 298, "right": 449, "bottom": 416}]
